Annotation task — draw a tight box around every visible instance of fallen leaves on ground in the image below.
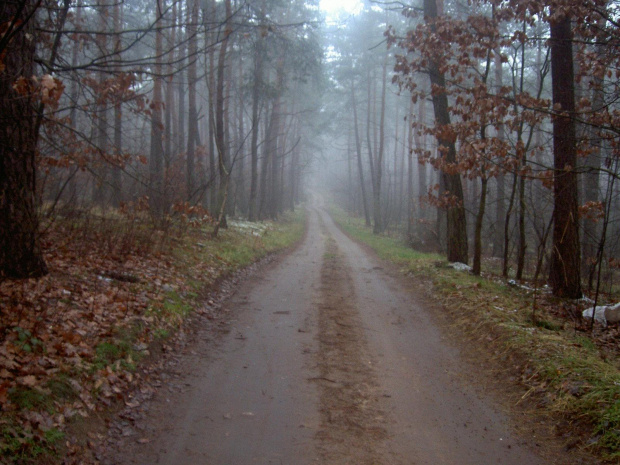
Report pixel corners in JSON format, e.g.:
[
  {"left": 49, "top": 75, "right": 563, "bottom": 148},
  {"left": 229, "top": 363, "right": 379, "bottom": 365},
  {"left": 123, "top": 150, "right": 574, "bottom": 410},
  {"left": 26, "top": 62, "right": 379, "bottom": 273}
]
[{"left": 0, "top": 219, "right": 230, "bottom": 462}]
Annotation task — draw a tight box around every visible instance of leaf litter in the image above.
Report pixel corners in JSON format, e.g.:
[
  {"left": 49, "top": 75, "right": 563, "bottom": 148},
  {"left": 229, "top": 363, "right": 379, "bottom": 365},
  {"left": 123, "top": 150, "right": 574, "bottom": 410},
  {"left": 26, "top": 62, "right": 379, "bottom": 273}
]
[{"left": 0, "top": 214, "right": 299, "bottom": 463}]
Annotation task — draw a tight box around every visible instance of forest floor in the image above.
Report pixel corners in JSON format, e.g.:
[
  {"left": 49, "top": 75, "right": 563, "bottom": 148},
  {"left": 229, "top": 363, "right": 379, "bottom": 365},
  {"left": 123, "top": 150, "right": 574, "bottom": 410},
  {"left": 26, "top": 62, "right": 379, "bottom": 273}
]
[
  {"left": 94, "top": 197, "right": 604, "bottom": 464},
  {"left": 1, "top": 199, "right": 618, "bottom": 464},
  {"left": 0, "top": 209, "right": 304, "bottom": 464}
]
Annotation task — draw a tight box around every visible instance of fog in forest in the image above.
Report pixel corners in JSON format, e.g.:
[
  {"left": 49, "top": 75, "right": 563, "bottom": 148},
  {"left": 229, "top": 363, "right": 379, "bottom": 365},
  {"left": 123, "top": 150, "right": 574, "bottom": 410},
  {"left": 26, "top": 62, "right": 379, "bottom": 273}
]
[
  {"left": 2, "top": 1, "right": 620, "bottom": 461},
  {"left": 2, "top": 0, "right": 620, "bottom": 297}
]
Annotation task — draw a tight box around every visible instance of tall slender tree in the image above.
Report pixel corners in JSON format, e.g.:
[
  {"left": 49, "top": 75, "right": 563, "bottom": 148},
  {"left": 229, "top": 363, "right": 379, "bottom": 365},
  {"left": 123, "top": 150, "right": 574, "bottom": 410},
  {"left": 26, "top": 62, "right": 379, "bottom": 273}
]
[
  {"left": 212, "top": 0, "right": 232, "bottom": 236},
  {"left": 186, "top": 0, "right": 199, "bottom": 201},
  {"left": 149, "top": 0, "right": 165, "bottom": 216},
  {"left": 549, "top": 8, "right": 582, "bottom": 298},
  {"left": 351, "top": 81, "right": 371, "bottom": 226},
  {"left": 248, "top": 16, "right": 265, "bottom": 221},
  {"left": 111, "top": 0, "right": 123, "bottom": 207},
  {"left": 422, "top": 0, "right": 469, "bottom": 263},
  {"left": 0, "top": 0, "right": 49, "bottom": 279}
]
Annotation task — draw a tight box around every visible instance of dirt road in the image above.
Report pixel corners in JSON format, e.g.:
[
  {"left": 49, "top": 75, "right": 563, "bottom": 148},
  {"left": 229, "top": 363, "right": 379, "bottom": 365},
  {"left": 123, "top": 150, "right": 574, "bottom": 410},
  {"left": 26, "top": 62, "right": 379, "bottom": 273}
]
[{"left": 105, "top": 206, "right": 552, "bottom": 464}]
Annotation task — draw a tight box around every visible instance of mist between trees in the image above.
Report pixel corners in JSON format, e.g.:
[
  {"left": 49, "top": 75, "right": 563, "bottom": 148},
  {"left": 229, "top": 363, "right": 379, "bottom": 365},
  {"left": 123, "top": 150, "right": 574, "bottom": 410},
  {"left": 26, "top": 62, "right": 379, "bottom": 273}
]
[
  {"left": 0, "top": 0, "right": 619, "bottom": 301},
  {"left": 320, "top": 0, "right": 619, "bottom": 301}
]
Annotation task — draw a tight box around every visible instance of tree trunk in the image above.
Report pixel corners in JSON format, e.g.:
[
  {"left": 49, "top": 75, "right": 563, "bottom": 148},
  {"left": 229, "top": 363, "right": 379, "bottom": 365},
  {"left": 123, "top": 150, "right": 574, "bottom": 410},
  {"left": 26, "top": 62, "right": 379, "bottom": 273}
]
[
  {"left": 423, "top": 0, "right": 468, "bottom": 264},
  {"left": 415, "top": 98, "right": 427, "bottom": 218},
  {"left": 111, "top": 0, "right": 123, "bottom": 207},
  {"left": 177, "top": 5, "right": 186, "bottom": 177},
  {"left": 149, "top": 0, "right": 164, "bottom": 216},
  {"left": 407, "top": 99, "right": 415, "bottom": 240},
  {"left": 235, "top": 61, "right": 247, "bottom": 215},
  {"left": 248, "top": 15, "right": 264, "bottom": 221},
  {"left": 207, "top": 0, "right": 217, "bottom": 213},
  {"left": 265, "top": 92, "right": 282, "bottom": 219},
  {"left": 396, "top": 111, "right": 406, "bottom": 226},
  {"left": 186, "top": 0, "right": 198, "bottom": 201},
  {"left": 366, "top": 69, "right": 376, "bottom": 203},
  {"left": 0, "top": 0, "right": 48, "bottom": 279},
  {"left": 164, "top": 0, "right": 175, "bottom": 165},
  {"left": 516, "top": 165, "right": 526, "bottom": 279},
  {"left": 549, "top": 12, "right": 582, "bottom": 298},
  {"left": 503, "top": 172, "right": 518, "bottom": 277},
  {"left": 289, "top": 118, "right": 300, "bottom": 212},
  {"left": 93, "top": 0, "right": 109, "bottom": 206},
  {"left": 493, "top": 48, "right": 505, "bottom": 257},
  {"left": 213, "top": 0, "right": 232, "bottom": 234},
  {"left": 473, "top": 176, "right": 488, "bottom": 276},
  {"left": 258, "top": 109, "right": 271, "bottom": 219},
  {"left": 66, "top": 0, "right": 83, "bottom": 204},
  {"left": 372, "top": 54, "right": 388, "bottom": 234},
  {"left": 224, "top": 58, "right": 234, "bottom": 216},
  {"left": 164, "top": 0, "right": 176, "bottom": 209},
  {"left": 351, "top": 82, "right": 371, "bottom": 226}
]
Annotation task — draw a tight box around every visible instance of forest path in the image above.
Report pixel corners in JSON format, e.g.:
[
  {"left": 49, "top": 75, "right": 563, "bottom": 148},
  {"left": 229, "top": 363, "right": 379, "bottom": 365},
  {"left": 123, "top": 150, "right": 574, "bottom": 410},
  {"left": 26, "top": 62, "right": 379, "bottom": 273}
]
[{"left": 106, "top": 199, "right": 548, "bottom": 464}]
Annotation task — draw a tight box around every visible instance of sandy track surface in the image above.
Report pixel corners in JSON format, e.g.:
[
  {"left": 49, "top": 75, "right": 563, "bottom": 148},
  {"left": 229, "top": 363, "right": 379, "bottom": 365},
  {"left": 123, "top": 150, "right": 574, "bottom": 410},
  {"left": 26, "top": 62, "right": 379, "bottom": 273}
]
[{"left": 104, "top": 206, "right": 553, "bottom": 464}]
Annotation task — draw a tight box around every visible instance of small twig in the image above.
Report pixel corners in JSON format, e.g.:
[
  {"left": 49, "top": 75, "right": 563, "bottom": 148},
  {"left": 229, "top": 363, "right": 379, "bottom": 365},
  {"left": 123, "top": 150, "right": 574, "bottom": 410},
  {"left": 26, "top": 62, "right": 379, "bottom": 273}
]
[
  {"left": 307, "top": 377, "right": 338, "bottom": 384},
  {"left": 515, "top": 386, "right": 536, "bottom": 405}
]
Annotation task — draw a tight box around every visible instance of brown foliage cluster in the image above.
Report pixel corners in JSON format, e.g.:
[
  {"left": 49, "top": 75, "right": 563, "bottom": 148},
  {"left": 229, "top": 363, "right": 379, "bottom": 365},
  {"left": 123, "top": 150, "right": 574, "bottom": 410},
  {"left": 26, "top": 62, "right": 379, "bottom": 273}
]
[
  {"left": 388, "top": 0, "right": 620, "bottom": 195},
  {"left": 13, "top": 74, "right": 65, "bottom": 107}
]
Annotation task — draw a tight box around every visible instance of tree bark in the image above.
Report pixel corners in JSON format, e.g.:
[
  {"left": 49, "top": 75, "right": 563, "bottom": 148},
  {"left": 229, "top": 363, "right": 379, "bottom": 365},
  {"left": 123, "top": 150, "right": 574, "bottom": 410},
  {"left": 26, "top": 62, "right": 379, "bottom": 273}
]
[
  {"left": 396, "top": 109, "right": 406, "bottom": 226},
  {"left": 366, "top": 68, "right": 376, "bottom": 205},
  {"left": 111, "top": 0, "right": 123, "bottom": 207},
  {"left": 93, "top": 0, "right": 109, "bottom": 205},
  {"left": 423, "top": 0, "right": 469, "bottom": 264},
  {"left": 235, "top": 58, "right": 247, "bottom": 215},
  {"left": 516, "top": 165, "right": 526, "bottom": 279},
  {"left": 351, "top": 82, "right": 371, "bottom": 226},
  {"left": 549, "top": 12, "right": 582, "bottom": 298},
  {"left": 493, "top": 47, "right": 505, "bottom": 257},
  {"left": 0, "top": 0, "right": 48, "bottom": 279},
  {"left": 258, "top": 108, "right": 271, "bottom": 219},
  {"left": 473, "top": 176, "right": 487, "bottom": 276},
  {"left": 415, "top": 97, "right": 427, "bottom": 218},
  {"left": 176, "top": 3, "right": 186, "bottom": 176},
  {"left": 289, "top": 118, "right": 300, "bottom": 212},
  {"left": 207, "top": 0, "right": 217, "bottom": 213},
  {"left": 407, "top": 98, "right": 415, "bottom": 240},
  {"left": 372, "top": 54, "right": 388, "bottom": 234},
  {"left": 503, "top": 172, "right": 518, "bottom": 277},
  {"left": 66, "top": 0, "right": 83, "bottom": 203},
  {"left": 164, "top": 0, "right": 176, "bottom": 209},
  {"left": 264, "top": 91, "right": 282, "bottom": 219},
  {"left": 213, "top": 0, "right": 232, "bottom": 234},
  {"left": 248, "top": 10, "right": 265, "bottom": 221},
  {"left": 149, "top": 0, "right": 164, "bottom": 216},
  {"left": 186, "top": 0, "right": 198, "bottom": 201}
]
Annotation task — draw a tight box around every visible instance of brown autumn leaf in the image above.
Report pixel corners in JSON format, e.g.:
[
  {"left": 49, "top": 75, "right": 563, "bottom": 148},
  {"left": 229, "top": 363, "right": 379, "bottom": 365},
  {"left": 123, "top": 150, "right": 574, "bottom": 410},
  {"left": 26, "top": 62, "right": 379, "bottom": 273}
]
[
  {"left": 18, "top": 375, "right": 38, "bottom": 387},
  {"left": 12, "top": 76, "right": 32, "bottom": 96},
  {"left": 0, "top": 383, "right": 9, "bottom": 405}
]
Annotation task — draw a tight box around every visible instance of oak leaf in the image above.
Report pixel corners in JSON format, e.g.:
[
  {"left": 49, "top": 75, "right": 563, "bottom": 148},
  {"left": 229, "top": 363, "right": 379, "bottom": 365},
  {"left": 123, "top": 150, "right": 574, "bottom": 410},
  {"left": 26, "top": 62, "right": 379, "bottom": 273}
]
[{"left": 18, "top": 375, "right": 38, "bottom": 387}]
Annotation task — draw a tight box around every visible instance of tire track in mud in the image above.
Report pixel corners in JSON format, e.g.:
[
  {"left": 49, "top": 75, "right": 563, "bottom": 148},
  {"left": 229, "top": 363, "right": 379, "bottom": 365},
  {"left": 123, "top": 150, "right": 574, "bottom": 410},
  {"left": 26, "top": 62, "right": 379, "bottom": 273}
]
[{"left": 314, "top": 225, "right": 394, "bottom": 464}]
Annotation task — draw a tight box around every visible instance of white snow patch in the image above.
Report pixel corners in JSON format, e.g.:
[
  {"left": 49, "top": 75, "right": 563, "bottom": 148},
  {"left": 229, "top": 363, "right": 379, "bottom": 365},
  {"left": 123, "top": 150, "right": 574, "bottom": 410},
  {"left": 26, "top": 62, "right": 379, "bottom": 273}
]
[
  {"left": 449, "top": 262, "right": 472, "bottom": 272},
  {"left": 229, "top": 220, "right": 272, "bottom": 237},
  {"left": 582, "top": 302, "right": 620, "bottom": 327}
]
